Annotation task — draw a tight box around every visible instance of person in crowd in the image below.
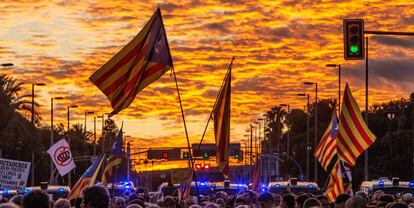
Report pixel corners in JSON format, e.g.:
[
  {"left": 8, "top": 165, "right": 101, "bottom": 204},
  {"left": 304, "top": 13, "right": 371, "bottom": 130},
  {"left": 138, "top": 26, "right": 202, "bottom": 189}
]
[
  {"left": 387, "top": 202, "right": 409, "bottom": 208},
  {"left": 281, "top": 194, "right": 295, "bottom": 208},
  {"left": 54, "top": 198, "right": 70, "bottom": 208},
  {"left": 316, "top": 196, "right": 330, "bottom": 208},
  {"left": 114, "top": 197, "right": 127, "bottom": 208},
  {"left": 162, "top": 196, "right": 177, "bottom": 208},
  {"left": 334, "top": 194, "right": 350, "bottom": 208},
  {"left": 401, "top": 194, "right": 413, "bottom": 205},
  {"left": 126, "top": 205, "right": 142, "bottom": 208},
  {"left": 0, "top": 203, "right": 19, "bottom": 208},
  {"left": 303, "top": 198, "right": 322, "bottom": 208},
  {"left": 257, "top": 192, "right": 275, "bottom": 208},
  {"left": 355, "top": 191, "right": 369, "bottom": 203},
  {"left": 344, "top": 196, "right": 367, "bottom": 208},
  {"left": 23, "top": 189, "right": 49, "bottom": 208},
  {"left": 10, "top": 195, "right": 23, "bottom": 207},
  {"left": 296, "top": 194, "right": 310, "bottom": 208},
  {"left": 82, "top": 185, "right": 110, "bottom": 208}
]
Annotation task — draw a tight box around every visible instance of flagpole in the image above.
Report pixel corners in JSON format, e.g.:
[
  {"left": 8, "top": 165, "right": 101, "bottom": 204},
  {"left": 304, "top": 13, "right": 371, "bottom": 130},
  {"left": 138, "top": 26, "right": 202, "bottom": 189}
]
[
  {"left": 171, "top": 66, "right": 200, "bottom": 199},
  {"left": 192, "top": 57, "right": 234, "bottom": 166}
]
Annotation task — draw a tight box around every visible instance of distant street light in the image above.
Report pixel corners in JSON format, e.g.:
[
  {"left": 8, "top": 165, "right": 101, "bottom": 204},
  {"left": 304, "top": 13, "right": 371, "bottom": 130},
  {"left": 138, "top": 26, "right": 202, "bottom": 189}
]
[
  {"left": 67, "top": 105, "right": 78, "bottom": 188},
  {"left": 30, "top": 82, "right": 45, "bottom": 187},
  {"left": 304, "top": 81, "right": 318, "bottom": 182},
  {"left": 50, "top": 96, "right": 63, "bottom": 184},
  {"left": 1, "top": 63, "right": 13, "bottom": 67},
  {"left": 84, "top": 111, "right": 95, "bottom": 133},
  {"left": 297, "top": 93, "right": 310, "bottom": 181},
  {"left": 326, "top": 64, "right": 341, "bottom": 109}
]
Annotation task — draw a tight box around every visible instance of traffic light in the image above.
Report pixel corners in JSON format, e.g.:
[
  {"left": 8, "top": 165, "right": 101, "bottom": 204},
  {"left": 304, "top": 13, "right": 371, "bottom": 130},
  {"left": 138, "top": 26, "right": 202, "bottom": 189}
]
[
  {"left": 202, "top": 152, "right": 209, "bottom": 159},
  {"left": 234, "top": 152, "right": 240, "bottom": 159},
  {"left": 183, "top": 152, "right": 189, "bottom": 159},
  {"left": 162, "top": 152, "right": 169, "bottom": 159},
  {"left": 343, "top": 19, "right": 364, "bottom": 60},
  {"left": 204, "top": 164, "right": 210, "bottom": 170},
  {"left": 195, "top": 164, "right": 202, "bottom": 170}
]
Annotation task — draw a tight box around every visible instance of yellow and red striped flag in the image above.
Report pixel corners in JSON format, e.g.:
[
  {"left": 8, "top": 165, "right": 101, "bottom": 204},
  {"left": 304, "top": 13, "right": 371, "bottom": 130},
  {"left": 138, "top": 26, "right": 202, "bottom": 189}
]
[
  {"left": 101, "top": 126, "right": 123, "bottom": 186},
  {"left": 337, "top": 84, "right": 376, "bottom": 166},
  {"left": 213, "top": 57, "right": 234, "bottom": 178},
  {"left": 325, "top": 161, "right": 352, "bottom": 201},
  {"left": 89, "top": 8, "right": 173, "bottom": 116},
  {"left": 315, "top": 113, "right": 338, "bottom": 170}
]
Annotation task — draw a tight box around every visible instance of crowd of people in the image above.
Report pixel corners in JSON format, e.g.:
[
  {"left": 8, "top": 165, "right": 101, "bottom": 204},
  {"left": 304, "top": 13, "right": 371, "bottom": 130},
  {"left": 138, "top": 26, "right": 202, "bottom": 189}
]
[{"left": 0, "top": 185, "right": 414, "bottom": 208}]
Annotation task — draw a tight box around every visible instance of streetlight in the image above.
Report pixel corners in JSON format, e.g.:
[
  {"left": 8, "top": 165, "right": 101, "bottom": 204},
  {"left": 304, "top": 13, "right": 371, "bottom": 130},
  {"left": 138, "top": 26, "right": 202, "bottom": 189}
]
[
  {"left": 67, "top": 105, "right": 78, "bottom": 188},
  {"left": 326, "top": 64, "right": 341, "bottom": 110},
  {"left": 84, "top": 111, "right": 95, "bottom": 133},
  {"left": 297, "top": 93, "right": 310, "bottom": 181},
  {"left": 50, "top": 96, "right": 63, "bottom": 184},
  {"left": 304, "top": 82, "right": 318, "bottom": 182},
  {"left": 280, "top": 104, "right": 290, "bottom": 157},
  {"left": 30, "top": 82, "right": 45, "bottom": 187},
  {"left": 31, "top": 83, "right": 46, "bottom": 125},
  {"left": 94, "top": 115, "right": 103, "bottom": 156},
  {"left": 1, "top": 63, "right": 13, "bottom": 67}
]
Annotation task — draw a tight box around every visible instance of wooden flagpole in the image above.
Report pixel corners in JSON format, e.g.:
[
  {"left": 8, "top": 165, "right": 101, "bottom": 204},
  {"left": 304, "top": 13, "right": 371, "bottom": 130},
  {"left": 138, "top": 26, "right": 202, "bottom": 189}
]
[{"left": 171, "top": 66, "right": 200, "bottom": 200}]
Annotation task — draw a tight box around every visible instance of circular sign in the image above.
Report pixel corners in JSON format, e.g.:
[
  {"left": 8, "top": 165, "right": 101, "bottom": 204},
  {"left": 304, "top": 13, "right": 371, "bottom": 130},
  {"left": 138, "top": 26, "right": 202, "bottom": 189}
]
[{"left": 53, "top": 146, "right": 73, "bottom": 166}]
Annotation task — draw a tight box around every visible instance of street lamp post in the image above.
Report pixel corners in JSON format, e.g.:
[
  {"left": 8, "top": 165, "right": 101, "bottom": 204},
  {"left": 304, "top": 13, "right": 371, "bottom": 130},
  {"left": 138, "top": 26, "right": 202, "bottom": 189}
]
[
  {"left": 50, "top": 96, "right": 63, "bottom": 184},
  {"left": 84, "top": 111, "right": 95, "bottom": 134},
  {"left": 326, "top": 64, "right": 341, "bottom": 110},
  {"left": 297, "top": 93, "right": 310, "bottom": 181},
  {"left": 30, "top": 82, "right": 45, "bottom": 186},
  {"left": 304, "top": 82, "right": 318, "bottom": 182},
  {"left": 280, "top": 104, "right": 290, "bottom": 157},
  {"left": 67, "top": 105, "right": 78, "bottom": 188}
]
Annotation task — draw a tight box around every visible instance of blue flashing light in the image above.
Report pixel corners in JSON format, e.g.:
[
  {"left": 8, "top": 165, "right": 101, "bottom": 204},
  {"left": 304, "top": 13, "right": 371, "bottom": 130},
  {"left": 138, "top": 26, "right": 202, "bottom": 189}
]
[
  {"left": 261, "top": 184, "right": 266, "bottom": 188},
  {"left": 238, "top": 184, "right": 244, "bottom": 187},
  {"left": 378, "top": 181, "right": 385, "bottom": 187},
  {"left": 23, "top": 188, "right": 30, "bottom": 194},
  {"left": 211, "top": 184, "right": 216, "bottom": 189},
  {"left": 409, "top": 181, "right": 414, "bottom": 188},
  {"left": 274, "top": 184, "right": 281, "bottom": 189},
  {"left": 58, "top": 188, "right": 65, "bottom": 193},
  {"left": 125, "top": 186, "right": 130, "bottom": 189},
  {"left": 200, "top": 182, "right": 206, "bottom": 186},
  {"left": 261, "top": 188, "right": 265, "bottom": 192},
  {"left": 307, "top": 184, "right": 314, "bottom": 189},
  {"left": 2, "top": 188, "right": 8, "bottom": 195}
]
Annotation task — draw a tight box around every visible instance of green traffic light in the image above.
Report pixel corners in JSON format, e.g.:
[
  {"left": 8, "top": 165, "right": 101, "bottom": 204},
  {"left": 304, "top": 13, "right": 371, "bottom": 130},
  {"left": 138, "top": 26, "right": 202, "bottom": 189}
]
[
  {"left": 350, "top": 45, "right": 359, "bottom": 53},
  {"left": 203, "top": 152, "right": 209, "bottom": 158},
  {"left": 234, "top": 154, "right": 240, "bottom": 159}
]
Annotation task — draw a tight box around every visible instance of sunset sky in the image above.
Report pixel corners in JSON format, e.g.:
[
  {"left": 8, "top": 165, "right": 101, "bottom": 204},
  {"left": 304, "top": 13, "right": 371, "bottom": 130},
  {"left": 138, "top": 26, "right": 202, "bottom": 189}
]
[{"left": 1, "top": 0, "right": 414, "bottom": 166}]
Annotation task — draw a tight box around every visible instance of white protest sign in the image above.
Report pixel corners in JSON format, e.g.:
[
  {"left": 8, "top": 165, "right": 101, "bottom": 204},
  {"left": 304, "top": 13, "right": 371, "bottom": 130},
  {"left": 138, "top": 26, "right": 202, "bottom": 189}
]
[
  {"left": 47, "top": 139, "right": 76, "bottom": 176},
  {"left": 0, "top": 158, "right": 31, "bottom": 191}
]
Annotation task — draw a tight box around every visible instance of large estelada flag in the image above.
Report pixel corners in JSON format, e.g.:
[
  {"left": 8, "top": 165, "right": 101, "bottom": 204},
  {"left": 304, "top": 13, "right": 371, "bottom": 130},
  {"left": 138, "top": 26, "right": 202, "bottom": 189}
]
[
  {"left": 314, "top": 113, "right": 338, "bottom": 170},
  {"left": 67, "top": 155, "right": 105, "bottom": 201},
  {"left": 213, "top": 57, "right": 234, "bottom": 178},
  {"left": 89, "top": 8, "right": 173, "bottom": 116},
  {"left": 101, "top": 126, "right": 123, "bottom": 186},
  {"left": 336, "top": 84, "right": 376, "bottom": 166},
  {"left": 325, "top": 161, "right": 352, "bottom": 202}
]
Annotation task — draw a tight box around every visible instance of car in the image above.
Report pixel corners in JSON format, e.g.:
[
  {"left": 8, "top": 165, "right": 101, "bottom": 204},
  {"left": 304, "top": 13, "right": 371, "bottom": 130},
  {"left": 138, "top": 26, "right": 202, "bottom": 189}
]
[
  {"left": 360, "top": 178, "right": 414, "bottom": 197},
  {"left": 268, "top": 179, "right": 321, "bottom": 195},
  {"left": 210, "top": 182, "right": 248, "bottom": 195},
  {"left": 25, "top": 185, "right": 70, "bottom": 201},
  {"left": 160, "top": 181, "right": 213, "bottom": 196}
]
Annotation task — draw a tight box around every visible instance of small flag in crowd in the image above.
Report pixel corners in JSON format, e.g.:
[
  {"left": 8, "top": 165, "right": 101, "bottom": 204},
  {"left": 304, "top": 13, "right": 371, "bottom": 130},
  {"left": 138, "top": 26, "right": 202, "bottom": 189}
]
[
  {"left": 325, "top": 161, "right": 352, "bottom": 201},
  {"left": 101, "top": 126, "right": 123, "bottom": 186},
  {"left": 47, "top": 139, "right": 76, "bottom": 176},
  {"left": 89, "top": 8, "right": 173, "bottom": 116},
  {"left": 178, "top": 169, "right": 193, "bottom": 202},
  {"left": 67, "top": 155, "right": 105, "bottom": 201},
  {"left": 337, "top": 84, "right": 376, "bottom": 166},
  {"left": 315, "top": 113, "right": 338, "bottom": 170}
]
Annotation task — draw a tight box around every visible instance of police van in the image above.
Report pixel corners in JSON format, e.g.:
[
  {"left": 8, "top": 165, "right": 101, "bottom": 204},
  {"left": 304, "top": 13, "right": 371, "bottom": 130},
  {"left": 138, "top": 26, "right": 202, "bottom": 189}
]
[
  {"left": 360, "top": 177, "right": 414, "bottom": 197},
  {"left": 268, "top": 178, "right": 321, "bottom": 195},
  {"left": 211, "top": 181, "right": 248, "bottom": 195},
  {"left": 25, "top": 182, "right": 70, "bottom": 201},
  {"left": 160, "top": 181, "right": 213, "bottom": 196}
]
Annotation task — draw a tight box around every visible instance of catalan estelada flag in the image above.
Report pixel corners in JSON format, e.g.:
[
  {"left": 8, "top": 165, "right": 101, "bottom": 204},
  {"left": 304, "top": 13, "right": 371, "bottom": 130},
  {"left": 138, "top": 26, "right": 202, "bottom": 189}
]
[
  {"left": 101, "top": 126, "right": 123, "bottom": 186},
  {"left": 89, "top": 8, "right": 173, "bottom": 116},
  {"left": 67, "top": 155, "right": 105, "bottom": 201},
  {"left": 213, "top": 57, "right": 234, "bottom": 178},
  {"left": 336, "top": 84, "right": 376, "bottom": 166},
  {"left": 178, "top": 168, "right": 193, "bottom": 202},
  {"left": 315, "top": 113, "right": 338, "bottom": 170},
  {"left": 325, "top": 161, "right": 352, "bottom": 201}
]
